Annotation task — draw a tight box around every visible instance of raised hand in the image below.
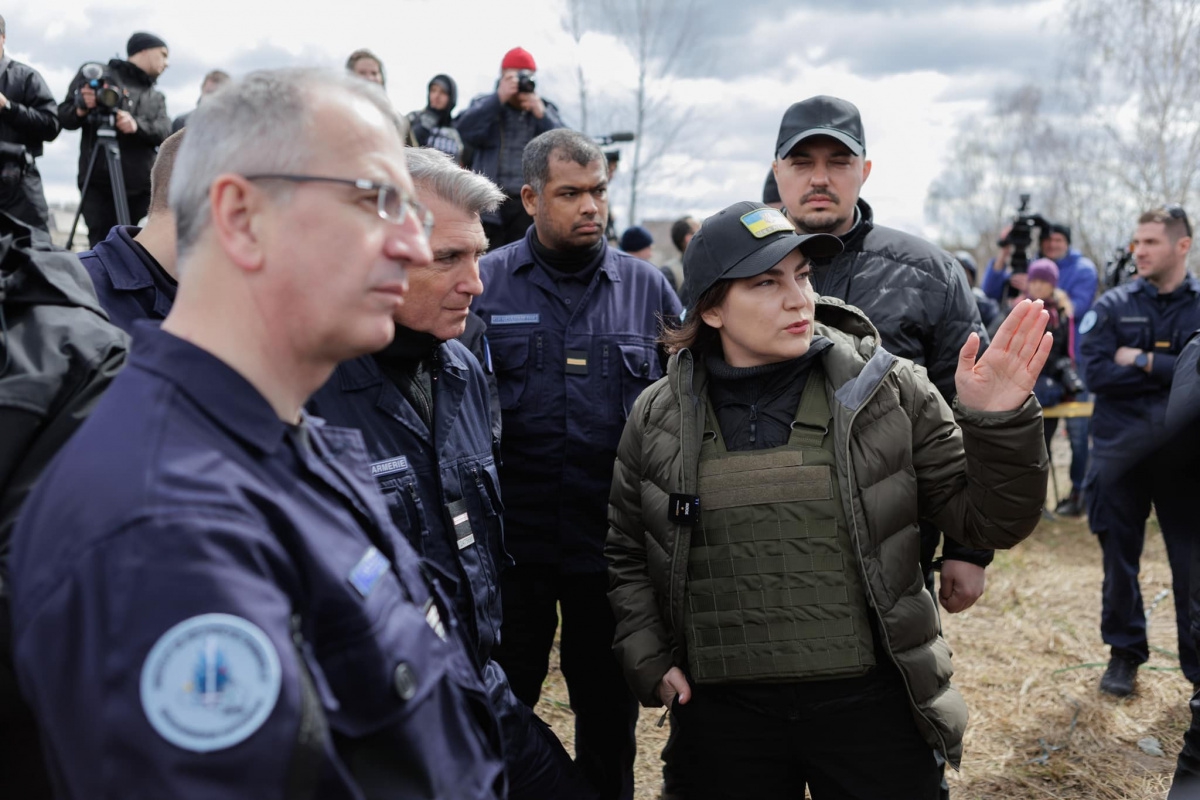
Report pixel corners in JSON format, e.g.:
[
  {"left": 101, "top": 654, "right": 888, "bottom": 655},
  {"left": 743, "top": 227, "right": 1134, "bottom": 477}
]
[{"left": 955, "top": 298, "right": 1052, "bottom": 412}]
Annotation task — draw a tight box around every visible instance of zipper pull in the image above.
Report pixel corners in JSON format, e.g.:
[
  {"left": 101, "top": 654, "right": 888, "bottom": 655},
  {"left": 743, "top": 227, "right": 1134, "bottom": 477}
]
[
  {"left": 749, "top": 404, "right": 758, "bottom": 445},
  {"left": 657, "top": 707, "right": 670, "bottom": 728}
]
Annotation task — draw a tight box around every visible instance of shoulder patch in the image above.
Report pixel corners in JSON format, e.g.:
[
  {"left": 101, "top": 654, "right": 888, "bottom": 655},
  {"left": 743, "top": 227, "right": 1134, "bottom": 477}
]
[
  {"left": 1078, "top": 310, "right": 1098, "bottom": 335},
  {"left": 140, "top": 614, "right": 282, "bottom": 753}
]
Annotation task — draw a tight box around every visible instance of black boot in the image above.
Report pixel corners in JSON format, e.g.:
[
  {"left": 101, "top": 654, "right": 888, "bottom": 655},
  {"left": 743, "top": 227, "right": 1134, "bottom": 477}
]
[
  {"left": 1056, "top": 489, "right": 1085, "bottom": 517},
  {"left": 1100, "top": 655, "right": 1139, "bottom": 697}
]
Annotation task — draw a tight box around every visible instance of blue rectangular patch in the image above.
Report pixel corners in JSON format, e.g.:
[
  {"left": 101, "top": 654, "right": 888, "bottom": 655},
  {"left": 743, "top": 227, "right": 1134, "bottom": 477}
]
[
  {"left": 491, "top": 313, "right": 540, "bottom": 325},
  {"left": 370, "top": 456, "right": 409, "bottom": 477},
  {"left": 348, "top": 547, "right": 390, "bottom": 598}
]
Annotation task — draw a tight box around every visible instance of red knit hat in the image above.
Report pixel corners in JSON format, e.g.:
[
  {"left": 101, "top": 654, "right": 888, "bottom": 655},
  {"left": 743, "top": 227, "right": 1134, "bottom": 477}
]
[{"left": 501, "top": 47, "right": 537, "bottom": 71}]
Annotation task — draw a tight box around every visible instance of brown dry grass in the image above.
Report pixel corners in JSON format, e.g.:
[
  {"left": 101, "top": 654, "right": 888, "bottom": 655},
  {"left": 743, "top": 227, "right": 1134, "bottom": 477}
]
[{"left": 536, "top": 437, "right": 1192, "bottom": 799}]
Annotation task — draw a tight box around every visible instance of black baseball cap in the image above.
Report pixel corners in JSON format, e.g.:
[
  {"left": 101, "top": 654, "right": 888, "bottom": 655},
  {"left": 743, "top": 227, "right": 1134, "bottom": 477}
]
[
  {"left": 679, "top": 201, "right": 843, "bottom": 310},
  {"left": 775, "top": 96, "right": 866, "bottom": 160}
]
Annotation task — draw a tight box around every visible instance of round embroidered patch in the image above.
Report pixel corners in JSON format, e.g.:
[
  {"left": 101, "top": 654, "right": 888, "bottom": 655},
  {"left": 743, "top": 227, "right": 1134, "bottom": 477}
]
[
  {"left": 1079, "top": 310, "right": 1098, "bottom": 335},
  {"left": 140, "top": 613, "right": 282, "bottom": 753}
]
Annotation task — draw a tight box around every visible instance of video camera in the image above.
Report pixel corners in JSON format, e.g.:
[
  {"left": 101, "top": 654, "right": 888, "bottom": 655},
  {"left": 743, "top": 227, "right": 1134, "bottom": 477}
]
[
  {"left": 74, "top": 62, "right": 128, "bottom": 120},
  {"left": 516, "top": 70, "right": 536, "bottom": 94},
  {"left": 997, "top": 193, "right": 1051, "bottom": 273},
  {"left": 1104, "top": 242, "right": 1136, "bottom": 289}
]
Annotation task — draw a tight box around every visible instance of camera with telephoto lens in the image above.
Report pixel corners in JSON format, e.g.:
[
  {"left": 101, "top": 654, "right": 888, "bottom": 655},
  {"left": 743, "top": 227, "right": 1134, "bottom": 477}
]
[
  {"left": 1056, "top": 356, "right": 1085, "bottom": 397},
  {"left": 997, "top": 193, "right": 1051, "bottom": 273},
  {"left": 1104, "top": 243, "right": 1135, "bottom": 289},
  {"left": 0, "top": 143, "right": 32, "bottom": 188},
  {"left": 74, "top": 62, "right": 128, "bottom": 116},
  {"left": 516, "top": 70, "right": 536, "bottom": 94}
]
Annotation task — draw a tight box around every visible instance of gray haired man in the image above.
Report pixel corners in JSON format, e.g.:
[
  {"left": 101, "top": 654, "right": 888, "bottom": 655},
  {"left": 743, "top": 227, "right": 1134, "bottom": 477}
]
[
  {"left": 9, "top": 69, "right": 508, "bottom": 799},
  {"left": 310, "top": 147, "right": 596, "bottom": 798}
]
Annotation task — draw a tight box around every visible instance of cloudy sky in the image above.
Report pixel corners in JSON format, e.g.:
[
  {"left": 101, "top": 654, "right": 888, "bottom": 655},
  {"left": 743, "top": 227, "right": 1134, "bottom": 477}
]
[{"left": 9, "top": 0, "right": 1061, "bottom": 239}]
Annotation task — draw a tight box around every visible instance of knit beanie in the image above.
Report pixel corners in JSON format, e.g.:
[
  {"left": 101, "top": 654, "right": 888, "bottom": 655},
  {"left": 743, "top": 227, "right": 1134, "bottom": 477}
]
[
  {"left": 127, "top": 32, "right": 168, "bottom": 57},
  {"left": 1027, "top": 258, "right": 1059, "bottom": 287},
  {"left": 620, "top": 226, "right": 654, "bottom": 253},
  {"left": 501, "top": 47, "right": 537, "bottom": 71}
]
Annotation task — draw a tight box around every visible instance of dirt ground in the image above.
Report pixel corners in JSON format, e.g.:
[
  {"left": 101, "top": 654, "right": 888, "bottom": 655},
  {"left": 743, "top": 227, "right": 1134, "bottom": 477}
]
[{"left": 535, "top": 436, "right": 1194, "bottom": 799}]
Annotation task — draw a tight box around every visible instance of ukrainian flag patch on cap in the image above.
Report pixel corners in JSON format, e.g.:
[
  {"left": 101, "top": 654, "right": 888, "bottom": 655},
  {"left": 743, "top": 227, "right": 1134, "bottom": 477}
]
[{"left": 740, "top": 207, "right": 794, "bottom": 238}]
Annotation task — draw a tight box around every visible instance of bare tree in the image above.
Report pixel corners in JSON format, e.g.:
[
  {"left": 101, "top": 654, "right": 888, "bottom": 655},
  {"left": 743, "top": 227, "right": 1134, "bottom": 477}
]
[
  {"left": 561, "top": 0, "right": 590, "bottom": 133},
  {"left": 928, "top": 0, "right": 1200, "bottom": 273},
  {"left": 592, "top": 0, "right": 706, "bottom": 226}
]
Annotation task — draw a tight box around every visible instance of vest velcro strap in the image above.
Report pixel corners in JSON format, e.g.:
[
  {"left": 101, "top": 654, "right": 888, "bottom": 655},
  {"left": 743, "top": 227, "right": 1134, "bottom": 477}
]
[
  {"left": 699, "top": 450, "right": 804, "bottom": 477},
  {"left": 700, "top": 465, "right": 833, "bottom": 510}
]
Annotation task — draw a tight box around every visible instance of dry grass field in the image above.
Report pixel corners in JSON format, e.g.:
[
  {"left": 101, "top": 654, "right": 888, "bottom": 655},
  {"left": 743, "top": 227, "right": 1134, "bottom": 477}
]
[{"left": 536, "top": 438, "right": 1193, "bottom": 799}]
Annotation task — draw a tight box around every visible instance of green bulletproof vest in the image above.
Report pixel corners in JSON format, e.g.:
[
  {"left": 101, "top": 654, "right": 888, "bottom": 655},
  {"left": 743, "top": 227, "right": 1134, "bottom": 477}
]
[{"left": 684, "top": 368, "right": 876, "bottom": 684}]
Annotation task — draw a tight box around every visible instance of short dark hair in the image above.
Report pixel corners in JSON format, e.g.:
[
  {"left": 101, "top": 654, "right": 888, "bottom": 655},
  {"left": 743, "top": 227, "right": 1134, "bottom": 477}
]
[
  {"left": 1139, "top": 206, "right": 1192, "bottom": 242},
  {"left": 659, "top": 280, "right": 732, "bottom": 355},
  {"left": 523, "top": 129, "right": 604, "bottom": 195},
  {"left": 346, "top": 49, "right": 385, "bottom": 85},
  {"left": 202, "top": 70, "right": 231, "bottom": 90},
  {"left": 670, "top": 216, "right": 697, "bottom": 253},
  {"left": 1039, "top": 222, "right": 1072, "bottom": 244}
]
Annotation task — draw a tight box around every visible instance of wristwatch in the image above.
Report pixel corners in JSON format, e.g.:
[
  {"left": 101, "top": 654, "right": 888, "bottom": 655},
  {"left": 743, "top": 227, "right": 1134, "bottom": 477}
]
[{"left": 1134, "top": 352, "right": 1149, "bottom": 370}]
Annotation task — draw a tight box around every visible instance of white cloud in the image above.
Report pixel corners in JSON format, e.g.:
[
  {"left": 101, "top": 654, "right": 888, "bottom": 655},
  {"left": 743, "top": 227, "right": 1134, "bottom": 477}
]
[{"left": 12, "top": 0, "right": 1064, "bottom": 243}]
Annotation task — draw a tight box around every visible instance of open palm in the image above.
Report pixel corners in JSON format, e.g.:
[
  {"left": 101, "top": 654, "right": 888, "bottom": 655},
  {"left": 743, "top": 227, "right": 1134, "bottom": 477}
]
[{"left": 956, "top": 299, "right": 1053, "bottom": 412}]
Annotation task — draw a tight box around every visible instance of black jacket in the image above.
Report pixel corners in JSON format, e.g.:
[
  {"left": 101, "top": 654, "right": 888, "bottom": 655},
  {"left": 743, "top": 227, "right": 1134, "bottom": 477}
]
[
  {"left": 0, "top": 212, "right": 127, "bottom": 580},
  {"left": 812, "top": 199, "right": 988, "bottom": 400},
  {"left": 809, "top": 199, "right": 993, "bottom": 569},
  {"left": 0, "top": 56, "right": 60, "bottom": 158},
  {"left": 56, "top": 59, "right": 170, "bottom": 193}
]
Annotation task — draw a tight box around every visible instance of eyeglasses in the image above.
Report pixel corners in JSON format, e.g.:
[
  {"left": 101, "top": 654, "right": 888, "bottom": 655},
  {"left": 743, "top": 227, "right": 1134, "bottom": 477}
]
[
  {"left": 1166, "top": 204, "right": 1193, "bottom": 238},
  {"left": 243, "top": 174, "right": 434, "bottom": 238}
]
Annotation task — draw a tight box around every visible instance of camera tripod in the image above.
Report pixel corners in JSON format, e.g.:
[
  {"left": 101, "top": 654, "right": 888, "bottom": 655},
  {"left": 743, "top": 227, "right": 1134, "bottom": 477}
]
[{"left": 66, "top": 114, "right": 131, "bottom": 249}]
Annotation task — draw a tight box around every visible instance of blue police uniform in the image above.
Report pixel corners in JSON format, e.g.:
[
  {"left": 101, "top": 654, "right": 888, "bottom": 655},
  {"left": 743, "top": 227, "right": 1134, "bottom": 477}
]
[
  {"left": 9, "top": 323, "right": 505, "bottom": 799},
  {"left": 78, "top": 225, "right": 176, "bottom": 336},
  {"left": 475, "top": 228, "right": 681, "bottom": 800},
  {"left": 1079, "top": 275, "right": 1200, "bottom": 682},
  {"left": 308, "top": 340, "right": 592, "bottom": 799}
]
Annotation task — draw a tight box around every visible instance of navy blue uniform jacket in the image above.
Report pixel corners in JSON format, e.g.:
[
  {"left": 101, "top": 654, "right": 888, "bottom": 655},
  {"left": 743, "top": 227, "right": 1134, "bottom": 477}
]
[
  {"left": 475, "top": 231, "right": 681, "bottom": 573},
  {"left": 9, "top": 324, "right": 504, "bottom": 799},
  {"left": 1080, "top": 274, "right": 1200, "bottom": 459},
  {"left": 78, "top": 225, "right": 176, "bottom": 336},
  {"left": 309, "top": 341, "right": 508, "bottom": 665}
]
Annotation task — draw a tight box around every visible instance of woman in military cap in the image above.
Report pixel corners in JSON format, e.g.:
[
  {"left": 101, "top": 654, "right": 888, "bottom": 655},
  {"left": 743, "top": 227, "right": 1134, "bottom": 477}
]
[{"left": 606, "top": 200, "right": 1052, "bottom": 799}]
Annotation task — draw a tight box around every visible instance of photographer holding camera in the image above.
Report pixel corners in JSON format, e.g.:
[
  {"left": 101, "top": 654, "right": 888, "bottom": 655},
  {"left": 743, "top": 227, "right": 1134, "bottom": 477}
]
[
  {"left": 0, "top": 15, "right": 60, "bottom": 237},
  {"left": 984, "top": 211, "right": 1098, "bottom": 516},
  {"left": 1021, "top": 259, "right": 1085, "bottom": 446},
  {"left": 456, "top": 47, "right": 564, "bottom": 249},
  {"left": 57, "top": 32, "right": 171, "bottom": 246}
]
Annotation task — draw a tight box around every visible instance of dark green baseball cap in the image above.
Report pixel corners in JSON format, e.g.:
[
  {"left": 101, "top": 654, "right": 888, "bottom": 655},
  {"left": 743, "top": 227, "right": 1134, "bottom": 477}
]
[{"left": 679, "top": 201, "right": 843, "bottom": 310}]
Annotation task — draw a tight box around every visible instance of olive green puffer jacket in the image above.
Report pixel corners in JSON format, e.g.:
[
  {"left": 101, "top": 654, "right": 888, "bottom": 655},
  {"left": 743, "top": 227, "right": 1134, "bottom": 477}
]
[{"left": 606, "top": 298, "right": 1048, "bottom": 768}]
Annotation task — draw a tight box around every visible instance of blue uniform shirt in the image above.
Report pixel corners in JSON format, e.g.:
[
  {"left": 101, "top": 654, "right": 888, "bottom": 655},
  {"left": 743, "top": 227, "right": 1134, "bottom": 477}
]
[
  {"left": 78, "top": 225, "right": 177, "bottom": 336},
  {"left": 1079, "top": 274, "right": 1200, "bottom": 458},
  {"left": 9, "top": 323, "right": 503, "bottom": 800},
  {"left": 476, "top": 229, "right": 682, "bottom": 573}
]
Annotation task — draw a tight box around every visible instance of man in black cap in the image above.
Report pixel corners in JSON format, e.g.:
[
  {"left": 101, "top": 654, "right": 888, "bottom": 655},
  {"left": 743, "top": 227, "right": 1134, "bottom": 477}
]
[
  {"left": 58, "top": 32, "right": 171, "bottom": 246},
  {"left": 772, "top": 98, "right": 991, "bottom": 796}
]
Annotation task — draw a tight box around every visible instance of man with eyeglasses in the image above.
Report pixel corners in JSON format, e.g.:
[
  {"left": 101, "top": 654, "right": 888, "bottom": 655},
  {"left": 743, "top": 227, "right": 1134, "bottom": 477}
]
[
  {"left": 1079, "top": 204, "right": 1200, "bottom": 699},
  {"left": 7, "top": 69, "right": 507, "bottom": 799},
  {"left": 309, "top": 147, "right": 593, "bottom": 799}
]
